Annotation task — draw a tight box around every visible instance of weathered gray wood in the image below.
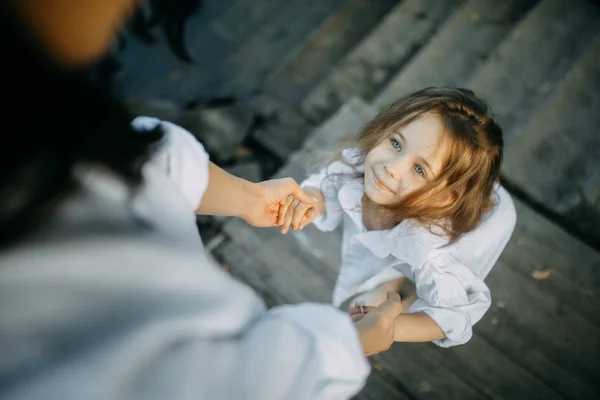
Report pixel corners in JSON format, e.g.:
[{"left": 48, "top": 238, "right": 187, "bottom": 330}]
[
  {"left": 302, "top": 0, "right": 462, "bottom": 122},
  {"left": 372, "top": 347, "right": 484, "bottom": 400},
  {"left": 478, "top": 263, "right": 600, "bottom": 398},
  {"left": 185, "top": 104, "right": 254, "bottom": 161},
  {"left": 504, "top": 200, "right": 600, "bottom": 326},
  {"left": 352, "top": 367, "right": 413, "bottom": 400},
  {"left": 374, "top": 0, "right": 538, "bottom": 106},
  {"left": 444, "top": 335, "right": 562, "bottom": 400},
  {"left": 304, "top": 97, "right": 378, "bottom": 152},
  {"left": 215, "top": 0, "right": 349, "bottom": 98},
  {"left": 466, "top": 0, "right": 600, "bottom": 149},
  {"left": 502, "top": 34, "right": 600, "bottom": 245},
  {"left": 173, "top": 0, "right": 290, "bottom": 101},
  {"left": 216, "top": 240, "right": 289, "bottom": 308},
  {"left": 268, "top": 97, "right": 376, "bottom": 179},
  {"left": 265, "top": 0, "right": 401, "bottom": 108},
  {"left": 116, "top": 0, "right": 239, "bottom": 101},
  {"left": 221, "top": 219, "right": 335, "bottom": 304},
  {"left": 249, "top": 94, "right": 314, "bottom": 161},
  {"left": 125, "top": 98, "right": 184, "bottom": 125}
]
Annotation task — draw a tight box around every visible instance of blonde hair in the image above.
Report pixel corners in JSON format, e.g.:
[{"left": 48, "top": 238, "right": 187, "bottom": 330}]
[{"left": 330, "top": 87, "right": 503, "bottom": 241}]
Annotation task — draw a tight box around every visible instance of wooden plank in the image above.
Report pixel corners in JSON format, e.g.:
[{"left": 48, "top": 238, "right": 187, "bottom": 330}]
[
  {"left": 265, "top": 0, "right": 401, "bottom": 108},
  {"left": 217, "top": 239, "right": 293, "bottom": 307},
  {"left": 352, "top": 367, "right": 413, "bottom": 400},
  {"left": 502, "top": 34, "right": 600, "bottom": 246},
  {"left": 503, "top": 200, "right": 600, "bottom": 326},
  {"left": 372, "top": 347, "right": 484, "bottom": 400},
  {"left": 368, "top": 325, "right": 562, "bottom": 400},
  {"left": 174, "top": 0, "right": 289, "bottom": 101},
  {"left": 302, "top": 0, "right": 462, "bottom": 123},
  {"left": 249, "top": 94, "right": 314, "bottom": 161},
  {"left": 221, "top": 219, "right": 335, "bottom": 304},
  {"left": 478, "top": 262, "right": 600, "bottom": 398},
  {"left": 214, "top": 0, "right": 349, "bottom": 98},
  {"left": 116, "top": 0, "right": 242, "bottom": 101},
  {"left": 466, "top": 0, "right": 600, "bottom": 148},
  {"left": 444, "top": 336, "right": 562, "bottom": 400},
  {"left": 374, "top": 0, "right": 538, "bottom": 106},
  {"left": 257, "top": 97, "right": 376, "bottom": 176}
]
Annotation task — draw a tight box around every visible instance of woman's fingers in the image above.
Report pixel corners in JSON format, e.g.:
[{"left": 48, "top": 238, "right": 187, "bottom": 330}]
[
  {"left": 281, "top": 198, "right": 299, "bottom": 234},
  {"left": 277, "top": 195, "right": 295, "bottom": 225}
]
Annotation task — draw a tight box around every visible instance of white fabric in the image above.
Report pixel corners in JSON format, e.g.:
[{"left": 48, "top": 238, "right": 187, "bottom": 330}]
[
  {"left": 0, "top": 118, "right": 369, "bottom": 400},
  {"left": 301, "top": 149, "right": 517, "bottom": 347}
]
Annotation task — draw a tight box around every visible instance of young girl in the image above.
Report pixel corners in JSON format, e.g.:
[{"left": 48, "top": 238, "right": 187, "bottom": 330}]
[{"left": 279, "top": 87, "right": 517, "bottom": 347}]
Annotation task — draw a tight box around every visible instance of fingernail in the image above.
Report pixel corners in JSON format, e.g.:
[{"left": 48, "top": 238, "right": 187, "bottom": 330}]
[{"left": 299, "top": 223, "right": 303, "bottom": 230}]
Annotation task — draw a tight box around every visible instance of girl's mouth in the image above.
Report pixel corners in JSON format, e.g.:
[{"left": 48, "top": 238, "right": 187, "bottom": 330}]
[{"left": 373, "top": 173, "right": 394, "bottom": 193}]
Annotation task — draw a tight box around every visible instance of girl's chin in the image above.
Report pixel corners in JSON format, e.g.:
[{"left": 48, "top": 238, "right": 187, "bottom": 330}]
[{"left": 364, "top": 185, "right": 393, "bottom": 206}]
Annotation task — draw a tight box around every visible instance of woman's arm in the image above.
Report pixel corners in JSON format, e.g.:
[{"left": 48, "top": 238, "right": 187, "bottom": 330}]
[
  {"left": 197, "top": 162, "right": 315, "bottom": 227},
  {"left": 195, "top": 162, "right": 261, "bottom": 218}
]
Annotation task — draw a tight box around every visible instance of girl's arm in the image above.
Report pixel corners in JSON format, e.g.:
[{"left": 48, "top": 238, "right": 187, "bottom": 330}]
[{"left": 393, "top": 313, "right": 446, "bottom": 342}]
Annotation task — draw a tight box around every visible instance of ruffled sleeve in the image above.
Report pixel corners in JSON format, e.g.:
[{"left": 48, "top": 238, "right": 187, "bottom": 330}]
[
  {"left": 409, "top": 252, "right": 492, "bottom": 347},
  {"left": 132, "top": 116, "right": 210, "bottom": 210},
  {"left": 300, "top": 152, "right": 360, "bottom": 232}
]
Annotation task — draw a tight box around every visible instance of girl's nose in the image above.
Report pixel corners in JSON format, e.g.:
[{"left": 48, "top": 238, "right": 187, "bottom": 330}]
[{"left": 384, "top": 155, "right": 406, "bottom": 180}]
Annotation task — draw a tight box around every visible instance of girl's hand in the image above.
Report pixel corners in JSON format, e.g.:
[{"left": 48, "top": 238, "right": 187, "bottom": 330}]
[
  {"left": 278, "top": 187, "right": 325, "bottom": 234},
  {"left": 242, "top": 178, "right": 316, "bottom": 228}
]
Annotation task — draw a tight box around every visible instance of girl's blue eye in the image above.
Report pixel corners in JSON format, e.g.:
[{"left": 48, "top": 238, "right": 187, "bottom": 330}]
[
  {"left": 414, "top": 165, "right": 425, "bottom": 176},
  {"left": 390, "top": 138, "right": 402, "bottom": 151}
]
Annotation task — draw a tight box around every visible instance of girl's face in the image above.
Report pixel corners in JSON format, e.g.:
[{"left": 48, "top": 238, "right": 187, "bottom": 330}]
[{"left": 363, "top": 113, "right": 449, "bottom": 206}]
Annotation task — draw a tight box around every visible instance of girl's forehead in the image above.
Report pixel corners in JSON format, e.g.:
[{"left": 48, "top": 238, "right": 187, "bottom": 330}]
[{"left": 396, "top": 114, "right": 449, "bottom": 161}]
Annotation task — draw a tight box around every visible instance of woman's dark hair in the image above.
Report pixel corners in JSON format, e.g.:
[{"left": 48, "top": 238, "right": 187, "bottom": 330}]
[{"left": 0, "top": 0, "right": 201, "bottom": 247}]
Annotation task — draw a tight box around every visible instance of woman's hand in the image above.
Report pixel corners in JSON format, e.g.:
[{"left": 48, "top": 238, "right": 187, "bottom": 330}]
[
  {"left": 241, "top": 178, "right": 317, "bottom": 228},
  {"left": 350, "top": 292, "right": 404, "bottom": 356},
  {"left": 197, "top": 163, "right": 315, "bottom": 228},
  {"left": 278, "top": 187, "right": 325, "bottom": 234}
]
